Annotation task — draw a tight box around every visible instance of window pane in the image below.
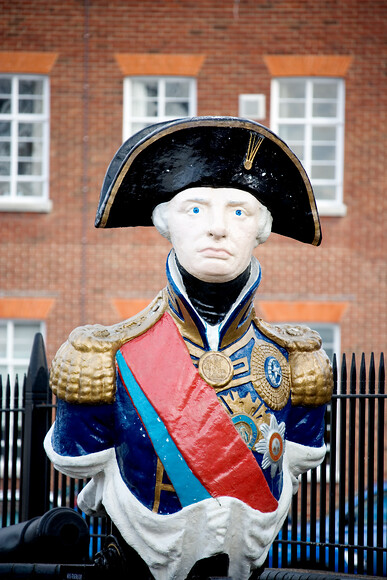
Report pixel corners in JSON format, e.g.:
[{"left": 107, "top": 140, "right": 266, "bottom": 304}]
[
  {"left": 132, "top": 80, "right": 158, "bottom": 98},
  {"left": 18, "top": 98, "right": 43, "bottom": 114},
  {"left": 165, "top": 81, "right": 189, "bottom": 98},
  {"left": 132, "top": 99, "right": 157, "bottom": 116},
  {"left": 0, "top": 161, "right": 10, "bottom": 175},
  {"left": 278, "top": 124, "right": 305, "bottom": 141},
  {"left": 18, "top": 161, "right": 42, "bottom": 175},
  {"left": 0, "top": 78, "right": 12, "bottom": 94},
  {"left": 311, "top": 164, "right": 336, "bottom": 180},
  {"left": 0, "top": 365, "right": 7, "bottom": 378},
  {"left": 0, "top": 180, "right": 11, "bottom": 195},
  {"left": 19, "top": 79, "right": 44, "bottom": 95},
  {"left": 313, "top": 184, "right": 336, "bottom": 201},
  {"left": 312, "top": 101, "right": 337, "bottom": 118},
  {"left": 312, "top": 126, "right": 336, "bottom": 141},
  {"left": 0, "top": 98, "right": 11, "bottom": 114},
  {"left": 312, "top": 144, "right": 336, "bottom": 161},
  {"left": 17, "top": 181, "right": 43, "bottom": 197},
  {"left": 279, "top": 101, "right": 305, "bottom": 118},
  {"left": 313, "top": 82, "right": 338, "bottom": 99},
  {"left": 18, "top": 122, "right": 43, "bottom": 138},
  {"left": 18, "top": 141, "right": 42, "bottom": 158},
  {"left": 0, "top": 141, "right": 10, "bottom": 156},
  {"left": 165, "top": 102, "right": 189, "bottom": 116},
  {"left": 0, "top": 324, "right": 6, "bottom": 358},
  {"left": 0, "top": 121, "right": 11, "bottom": 137},
  {"left": 243, "top": 100, "right": 260, "bottom": 117},
  {"left": 13, "top": 324, "right": 39, "bottom": 358},
  {"left": 279, "top": 81, "right": 306, "bottom": 99}
]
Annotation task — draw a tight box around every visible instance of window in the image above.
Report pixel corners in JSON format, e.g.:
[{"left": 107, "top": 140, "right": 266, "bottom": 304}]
[
  {"left": 0, "top": 320, "right": 44, "bottom": 386},
  {"left": 123, "top": 77, "right": 197, "bottom": 139},
  {"left": 239, "top": 94, "right": 266, "bottom": 120},
  {"left": 0, "top": 74, "right": 51, "bottom": 212},
  {"left": 271, "top": 78, "right": 346, "bottom": 216}
]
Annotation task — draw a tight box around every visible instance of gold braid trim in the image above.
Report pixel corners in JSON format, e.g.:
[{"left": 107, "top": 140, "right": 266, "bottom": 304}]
[
  {"left": 50, "top": 291, "right": 168, "bottom": 404},
  {"left": 255, "top": 319, "right": 333, "bottom": 407}
]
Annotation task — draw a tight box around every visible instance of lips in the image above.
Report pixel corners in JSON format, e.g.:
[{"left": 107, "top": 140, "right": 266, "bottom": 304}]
[{"left": 200, "top": 247, "right": 232, "bottom": 258}]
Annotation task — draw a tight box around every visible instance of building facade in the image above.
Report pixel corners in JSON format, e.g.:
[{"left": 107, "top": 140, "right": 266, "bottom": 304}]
[{"left": 0, "top": 0, "right": 386, "bottom": 376}]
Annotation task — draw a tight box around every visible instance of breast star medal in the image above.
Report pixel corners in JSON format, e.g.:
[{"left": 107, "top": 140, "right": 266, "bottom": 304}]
[{"left": 251, "top": 340, "right": 290, "bottom": 410}]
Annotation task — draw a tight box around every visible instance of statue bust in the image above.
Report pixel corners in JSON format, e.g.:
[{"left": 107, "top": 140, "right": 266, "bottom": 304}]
[{"left": 45, "top": 117, "right": 333, "bottom": 580}]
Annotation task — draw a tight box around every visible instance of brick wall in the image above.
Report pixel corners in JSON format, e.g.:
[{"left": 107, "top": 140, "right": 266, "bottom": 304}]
[{"left": 0, "top": 0, "right": 385, "bottom": 363}]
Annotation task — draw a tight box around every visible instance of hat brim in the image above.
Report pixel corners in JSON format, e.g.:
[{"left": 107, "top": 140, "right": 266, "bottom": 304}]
[{"left": 95, "top": 117, "right": 321, "bottom": 246}]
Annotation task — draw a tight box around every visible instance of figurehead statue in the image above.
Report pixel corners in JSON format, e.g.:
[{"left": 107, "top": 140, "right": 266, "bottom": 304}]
[{"left": 45, "top": 117, "right": 332, "bottom": 580}]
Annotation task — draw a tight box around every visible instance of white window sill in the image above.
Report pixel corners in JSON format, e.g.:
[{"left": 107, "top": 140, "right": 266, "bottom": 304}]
[
  {"left": 0, "top": 199, "right": 53, "bottom": 213},
  {"left": 317, "top": 202, "right": 347, "bottom": 217}
]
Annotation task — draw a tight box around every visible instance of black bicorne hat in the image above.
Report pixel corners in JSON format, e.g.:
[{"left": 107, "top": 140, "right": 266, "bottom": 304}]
[{"left": 95, "top": 116, "right": 321, "bottom": 245}]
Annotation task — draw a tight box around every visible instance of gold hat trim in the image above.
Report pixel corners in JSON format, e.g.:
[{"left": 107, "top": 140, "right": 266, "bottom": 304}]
[{"left": 244, "top": 132, "right": 264, "bottom": 170}]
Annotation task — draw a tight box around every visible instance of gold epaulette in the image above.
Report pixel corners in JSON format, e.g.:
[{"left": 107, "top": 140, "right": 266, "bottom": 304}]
[
  {"left": 50, "top": 291, "right": 168, "bottom": 405},
  {"left": 255, "top": 319, "right": 333, "bottom": 407}
]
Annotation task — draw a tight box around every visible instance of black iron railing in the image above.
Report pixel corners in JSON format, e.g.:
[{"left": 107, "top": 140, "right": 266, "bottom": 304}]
[
  {"left": 267, "top": 353, "right": 386, "bottom": 576},
  {"left": 0, "top": 335, "right": 386, "bottom": 576}
]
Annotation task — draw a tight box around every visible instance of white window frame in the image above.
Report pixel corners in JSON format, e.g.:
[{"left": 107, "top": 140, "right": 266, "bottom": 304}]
[
  {"left": 238, "top": 94, "right": 266, "bottom": 120},
  {"left": 123, "top": 76, "right": 197, "bottom": 140},
  {"left": 271, "top": 77, "right": 346, "bottom": 217},
  {"left": 0, "top": 319, "right": 45, "bottom": 388},
  {"left": 0, "top": 74, "right": 51, "bottom": 213}
]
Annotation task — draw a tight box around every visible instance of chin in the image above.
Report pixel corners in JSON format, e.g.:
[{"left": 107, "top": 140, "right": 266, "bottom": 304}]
[
  {"left": 183, "top": 257, "right": 244, "bottom": 283},
  {"left": 194, "top": 270, "right": 237, "bottom": 283}
]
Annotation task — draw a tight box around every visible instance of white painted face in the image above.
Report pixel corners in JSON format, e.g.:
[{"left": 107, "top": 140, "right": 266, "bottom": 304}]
[{"left": 166, "top": 187, "right": 264, "bottom": 283}]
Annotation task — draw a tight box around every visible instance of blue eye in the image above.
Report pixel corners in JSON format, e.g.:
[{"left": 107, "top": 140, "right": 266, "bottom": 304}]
[
  {"left": 192, "top": 207, "right": 200, "bottom": 214},
  {"left": 235, "top": 209, "right": 242, "bottom": 216}
]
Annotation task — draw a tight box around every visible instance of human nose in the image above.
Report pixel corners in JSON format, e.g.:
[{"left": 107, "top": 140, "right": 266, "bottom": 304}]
[{"left": 207, "top": 208, "right": 227, "bottom": 239}]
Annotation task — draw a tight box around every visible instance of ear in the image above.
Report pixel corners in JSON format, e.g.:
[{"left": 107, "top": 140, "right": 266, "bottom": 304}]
[
  {"left": 255, "top": 206, "right": 273, "bottom": 246},
  {"left": 151, "top": 202, "right": 171, "bottom": 241}
]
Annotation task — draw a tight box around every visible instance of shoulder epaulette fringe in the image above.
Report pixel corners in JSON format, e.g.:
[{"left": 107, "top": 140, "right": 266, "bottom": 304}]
[{"left": 50, "top": 291, "right": 167, "bottom": 404}]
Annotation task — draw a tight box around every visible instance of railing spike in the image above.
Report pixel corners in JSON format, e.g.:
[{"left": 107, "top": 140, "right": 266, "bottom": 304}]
[
  {"left": 25, "top": 332, "right": 49, "bottom": 397},
  {"left": 340, "top": 352, "right": 347, "bottom": 393},
  {"left": 332, "top": 353, "right": 337, "bottom": 395},
  {"left": 378, "top": 352, "right": 384, "bottom": 393}
]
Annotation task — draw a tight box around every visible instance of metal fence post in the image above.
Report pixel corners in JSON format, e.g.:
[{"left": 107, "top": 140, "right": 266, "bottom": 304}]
[{"left": 20, "top": 333, "right": 51, "bottom": 522}]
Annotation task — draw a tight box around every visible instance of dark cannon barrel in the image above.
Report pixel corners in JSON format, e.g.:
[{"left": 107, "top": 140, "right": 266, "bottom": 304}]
[{"left": 0, "top": 507, "right": 90, "bottom": 565}]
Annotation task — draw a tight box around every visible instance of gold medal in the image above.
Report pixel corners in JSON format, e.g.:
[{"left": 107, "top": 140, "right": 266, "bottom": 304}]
[{"left": 198, "top": 351, "right": 234, "bottom": 390}]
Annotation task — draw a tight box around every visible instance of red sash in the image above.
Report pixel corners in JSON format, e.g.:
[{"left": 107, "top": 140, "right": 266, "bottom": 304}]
[{"left": 120, "top": 312, "right": 278, "bottom": 513}]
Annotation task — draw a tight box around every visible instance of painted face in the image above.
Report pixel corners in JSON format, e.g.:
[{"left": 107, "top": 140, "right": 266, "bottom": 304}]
[{"left": 167, "top": 187, "right": 263, "bottom": 283}]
